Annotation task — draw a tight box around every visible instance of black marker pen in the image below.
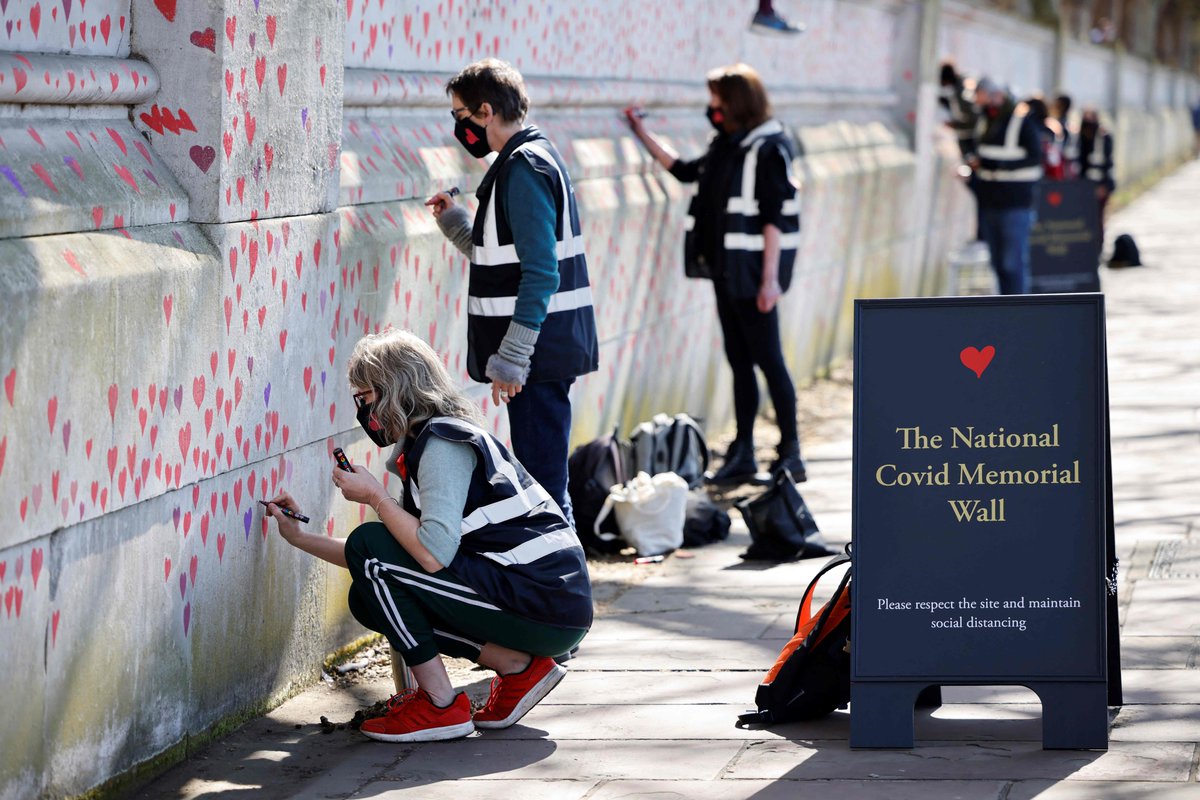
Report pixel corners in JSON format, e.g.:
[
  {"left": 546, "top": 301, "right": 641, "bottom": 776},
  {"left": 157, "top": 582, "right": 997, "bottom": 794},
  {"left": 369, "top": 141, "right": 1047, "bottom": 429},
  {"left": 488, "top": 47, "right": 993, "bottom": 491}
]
[{"left": 259, "top": 500, "right": 310, "bottom": 524}]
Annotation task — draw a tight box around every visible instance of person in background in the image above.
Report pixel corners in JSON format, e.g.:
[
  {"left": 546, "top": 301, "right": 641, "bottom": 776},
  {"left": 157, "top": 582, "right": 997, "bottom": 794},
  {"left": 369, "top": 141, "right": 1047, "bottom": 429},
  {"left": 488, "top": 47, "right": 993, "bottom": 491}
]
[
  {"left": 966, "top": 77, "right": 1043, "bottom": 295},
  {"left": 1025, "top": 95, "right": 1066, "bottom": 180},
  {"left": 750, "top": 1, "right": 805, "bottom": 35},
  {"left": 625, "top": 63, "right": 806, "bottom": 485},
  {"left": 1191, "top": 99, "right": 1200, "bottom": 158},
  {"left": 1051, "top": 94, "right": 1075, "bottom": 174},
  {"left": 265, "top": 330, "right": 591, "bottom": 742},
  {"left": 426, "top": 59, "right": 599, "bottom": 530},
  {"left": 939, "top": 60, "right": 979, "bottom": 160},
  {"left": 1065, "top": 107, "right": 1116, "bottom": 245}
]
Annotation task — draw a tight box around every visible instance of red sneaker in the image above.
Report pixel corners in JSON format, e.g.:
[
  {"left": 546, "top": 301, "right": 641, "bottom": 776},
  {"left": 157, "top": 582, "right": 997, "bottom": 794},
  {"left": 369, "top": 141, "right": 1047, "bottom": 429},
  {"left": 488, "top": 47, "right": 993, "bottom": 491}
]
[
  {"left": 359, "top": 689, "right": 475, "bottom": 742},
  {"left": 473, "top": 656, "right": 567, "bottom": 730}
]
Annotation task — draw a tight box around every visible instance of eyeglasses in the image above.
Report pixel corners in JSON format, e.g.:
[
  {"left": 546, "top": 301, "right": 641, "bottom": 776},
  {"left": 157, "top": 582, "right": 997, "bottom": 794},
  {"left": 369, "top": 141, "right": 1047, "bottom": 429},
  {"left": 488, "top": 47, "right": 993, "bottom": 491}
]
[
  {"left": 450, "top": 106, "right": 475, "bottom": 122},
  {"left": 352, "top": 391, "right": 372, "bottom": 409}
]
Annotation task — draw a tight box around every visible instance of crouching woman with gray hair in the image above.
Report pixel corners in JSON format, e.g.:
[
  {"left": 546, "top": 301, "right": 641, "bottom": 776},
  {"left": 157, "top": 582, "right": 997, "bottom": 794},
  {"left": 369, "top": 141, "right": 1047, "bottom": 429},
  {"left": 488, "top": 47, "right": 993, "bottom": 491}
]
[{"left": 264, "top": 329, "right": 591, "bottom": 742}]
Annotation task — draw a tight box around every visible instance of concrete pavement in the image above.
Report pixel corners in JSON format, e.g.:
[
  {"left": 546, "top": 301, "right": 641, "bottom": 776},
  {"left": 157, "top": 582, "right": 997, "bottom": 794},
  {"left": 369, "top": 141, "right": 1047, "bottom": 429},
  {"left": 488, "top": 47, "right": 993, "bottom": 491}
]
[{"left": 126, "top": 161, "right": 1200, "bottom": 799}]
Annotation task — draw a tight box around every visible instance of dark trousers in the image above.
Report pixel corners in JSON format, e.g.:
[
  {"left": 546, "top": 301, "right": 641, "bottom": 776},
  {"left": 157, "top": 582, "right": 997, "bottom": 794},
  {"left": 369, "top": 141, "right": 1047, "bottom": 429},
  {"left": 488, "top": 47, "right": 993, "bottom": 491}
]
[
  {"left": 344, "top": 523, "right": 585, "bottom": 666},
  {"left": 507, "top": 378, "right": 575, "bottom": 527},
  {"left": 1096, "top": 192, "right": 1110, "bottom": 249},
  {"left": 979, "top": 206, "right": 1035, "bottom": 295},
  {"left": 713, "top": 288, "right": 799, "bottom": 448}
]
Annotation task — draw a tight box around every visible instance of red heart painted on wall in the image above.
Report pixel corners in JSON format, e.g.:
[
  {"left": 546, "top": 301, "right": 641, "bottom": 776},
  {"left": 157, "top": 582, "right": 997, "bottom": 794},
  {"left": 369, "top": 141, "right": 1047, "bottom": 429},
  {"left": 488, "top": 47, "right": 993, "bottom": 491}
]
[
  {"left": 189, "top": 145, "right": 216, "bottom": 173},
  {"left": 190, "top": 28, "right": 216, "bottom": 51}
]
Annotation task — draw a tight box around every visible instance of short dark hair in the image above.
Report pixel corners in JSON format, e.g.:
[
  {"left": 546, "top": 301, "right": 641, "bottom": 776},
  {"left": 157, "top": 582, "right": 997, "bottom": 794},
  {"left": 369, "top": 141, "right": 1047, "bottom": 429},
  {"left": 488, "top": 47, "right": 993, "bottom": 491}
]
[
  {"left": 939, "top": 60, "right": 959, "bottom": 86},
  {"left": 446, "top": 58, "right": 529, "bottom": 123},
  {"left": 1054, "top": 93, "right": 1072, "bottom": 117},
  {"left": 1025, "top": 94, "right": 1049, "bottom": 123},
  {"left": 706, "top": 63, "right": 772, "bottom": 133}
]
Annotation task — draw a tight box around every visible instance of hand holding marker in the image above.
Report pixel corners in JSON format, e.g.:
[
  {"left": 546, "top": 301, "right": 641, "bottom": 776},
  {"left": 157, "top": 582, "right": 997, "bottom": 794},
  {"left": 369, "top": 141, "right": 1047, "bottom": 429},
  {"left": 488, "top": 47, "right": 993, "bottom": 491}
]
[
  {"left": 424, "top": 186, "right": 460, "bottom": 218},
  {"left": 261, "top": 450, "right": 354, "bottom": 525},
  {"left": 259, "top": 499, "right": 309, "bottom": 524}
]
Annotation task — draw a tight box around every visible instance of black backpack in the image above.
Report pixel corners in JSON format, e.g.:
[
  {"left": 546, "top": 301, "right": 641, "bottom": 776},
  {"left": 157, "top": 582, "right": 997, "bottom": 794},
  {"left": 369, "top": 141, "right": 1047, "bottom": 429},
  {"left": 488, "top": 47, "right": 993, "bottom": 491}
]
[
  {"left": 681, "top": 489, "right": 731, "bottom": 548},
  {"left": 737, "top": 550, "right": 852, "bottom": 727},
  {"left": 1108, "top": 233, "right": 1142, "bottom": 268},
  {"left": 629, "top": 413, "right": 710, "bottom": 488},
  {"left": 567, "top": 427, "right": 633, "bottom": 555}
]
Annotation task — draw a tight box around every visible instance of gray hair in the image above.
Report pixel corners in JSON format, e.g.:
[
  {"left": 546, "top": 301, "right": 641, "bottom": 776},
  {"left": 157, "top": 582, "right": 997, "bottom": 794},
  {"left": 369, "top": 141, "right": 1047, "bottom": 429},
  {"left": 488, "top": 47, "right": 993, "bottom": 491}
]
[{"left": 348, "top": 330, "right": 482, "bottom": 441}]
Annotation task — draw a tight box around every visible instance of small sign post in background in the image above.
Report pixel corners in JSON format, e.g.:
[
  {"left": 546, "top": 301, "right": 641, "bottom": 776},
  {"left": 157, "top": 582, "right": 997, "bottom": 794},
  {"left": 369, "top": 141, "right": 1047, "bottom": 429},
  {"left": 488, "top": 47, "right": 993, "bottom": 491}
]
[
  {"left": 850, "top": 295, "right": 1117, "bottom": 750},
  {"left": 1030, "top": 179, "right": 1102, "bottom": 293}
]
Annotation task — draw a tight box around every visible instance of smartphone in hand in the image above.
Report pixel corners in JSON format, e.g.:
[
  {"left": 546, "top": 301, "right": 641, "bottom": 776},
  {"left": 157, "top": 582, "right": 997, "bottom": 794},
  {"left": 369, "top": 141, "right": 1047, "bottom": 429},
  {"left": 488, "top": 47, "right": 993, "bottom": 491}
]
[{"left": 258, "top": 499, "right": 310, "bottom": 524}]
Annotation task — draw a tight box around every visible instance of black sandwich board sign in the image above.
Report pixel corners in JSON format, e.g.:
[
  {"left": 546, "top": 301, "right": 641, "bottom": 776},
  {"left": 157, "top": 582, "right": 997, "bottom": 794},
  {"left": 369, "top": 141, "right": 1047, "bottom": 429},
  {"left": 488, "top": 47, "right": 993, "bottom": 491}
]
[
  {"left": 850, "top": 294, "right": 1120, "bottom": 750},
  {"left": 1030, "top": 179, "right": 1102, "bottom": 293}
]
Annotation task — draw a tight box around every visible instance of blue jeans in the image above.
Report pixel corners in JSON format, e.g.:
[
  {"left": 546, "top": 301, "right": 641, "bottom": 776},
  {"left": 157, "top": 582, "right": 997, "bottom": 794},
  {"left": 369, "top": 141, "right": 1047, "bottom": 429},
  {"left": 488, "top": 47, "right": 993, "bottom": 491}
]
[
  {"left": 506, "top": 378, "right": 575, "bottom": 528},
  {"left": 979, "top": 206, "right": 1035, "bottom": 295}
]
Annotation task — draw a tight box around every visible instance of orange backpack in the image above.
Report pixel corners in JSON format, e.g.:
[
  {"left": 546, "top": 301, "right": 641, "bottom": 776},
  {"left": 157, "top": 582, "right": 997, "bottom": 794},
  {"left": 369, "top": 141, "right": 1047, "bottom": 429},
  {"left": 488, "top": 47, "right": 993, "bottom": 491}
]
[{"left": 737, "top": 549, "right": 852, "bottom": 726}]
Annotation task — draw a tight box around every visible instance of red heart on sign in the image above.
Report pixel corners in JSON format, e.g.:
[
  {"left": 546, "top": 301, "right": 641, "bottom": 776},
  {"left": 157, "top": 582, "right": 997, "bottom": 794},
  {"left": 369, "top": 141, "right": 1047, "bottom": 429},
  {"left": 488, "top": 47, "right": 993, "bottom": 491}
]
[
  {"left": 960, "top": 346, "right": 996, "bottom": 379},
  {"left": 1048, "top": 191, "right": 1062, "bottom": 207}
]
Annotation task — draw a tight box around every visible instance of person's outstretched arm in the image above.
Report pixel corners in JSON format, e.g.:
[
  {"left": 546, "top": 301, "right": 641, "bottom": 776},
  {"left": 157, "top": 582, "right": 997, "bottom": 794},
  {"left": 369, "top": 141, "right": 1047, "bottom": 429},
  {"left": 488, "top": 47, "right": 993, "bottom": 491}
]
[
  {"left": 625, "top": 108, "right": 704, "bottom": 181},
  {"left": 265, "top": 490, "right": 348, "bottom": 568}
]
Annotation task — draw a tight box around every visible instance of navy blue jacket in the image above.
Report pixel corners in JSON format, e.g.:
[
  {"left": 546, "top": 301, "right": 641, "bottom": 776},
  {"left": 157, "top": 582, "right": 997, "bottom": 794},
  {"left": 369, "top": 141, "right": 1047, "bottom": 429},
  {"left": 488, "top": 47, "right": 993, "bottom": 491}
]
[
  {"left": 468, "top": 127, "right": 599, "bottom": 383},
  {"left": 670, "top": 119, "right": 801, "bottom": 298},
  {"left": 402, "top": 417, "right": 593, "bottom": 630}
]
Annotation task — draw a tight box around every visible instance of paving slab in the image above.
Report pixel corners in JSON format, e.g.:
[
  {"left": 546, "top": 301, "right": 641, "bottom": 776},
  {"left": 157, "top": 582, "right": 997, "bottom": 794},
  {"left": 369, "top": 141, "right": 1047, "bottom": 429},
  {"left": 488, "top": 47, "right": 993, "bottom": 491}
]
[
  {"left": 586, "top": 778, "right": 1010, "bottom": 800},
  {"left": 1122, "top": 581, "right": 1200, "bottom": 635},
  {"left": 343, "top": 778, "right": 597, "bottom": 800},
  {"left": 1115, "top": 635, "right": 1195, "bottom": 669},
  {"left": 588, "top": 609, "right": 787, "bottom": 642},
  {"left": 547, "top": 670, "right": 760, "bottom": 705},
  {"left": 373, "top": 739, "right": 745, "bottom": 782},
  {"left": 568, "top": 637, "right": 786, "bottom": 670},
  {"left": 1120, "top": 667, "right": 1200, "bottom": 702},
  {"left": 1007, "top": 781, "right": 1200, "bottom": 800},
  {"left": 723, "top": 740, "right": 1194, "bottom": 781},
  {"left": 1109, "top": 704, "right": 1200, "bottom": 741}
]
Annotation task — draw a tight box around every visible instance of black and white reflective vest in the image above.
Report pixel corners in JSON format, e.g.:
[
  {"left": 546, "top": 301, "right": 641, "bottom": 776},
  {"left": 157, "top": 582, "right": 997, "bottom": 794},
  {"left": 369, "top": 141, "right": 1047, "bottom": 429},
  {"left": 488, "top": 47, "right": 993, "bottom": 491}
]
[
  {"left": 939, "top": 80, "right": 978, "bottom": 157},
  {"left": 468, "top": 127, "right": 599, "bottom": 384},
  {"left": 401, "top": 416, "right": 593, "bottom": 630},
  {"left": 1064, "top": 128, "right": 1115, "bottom": 190},
  {"left": 972, "top": 105, "right": 1043, "bottom": 208},
  {"left": 683, "top": 119, "right": 801, "bottom": 298}
]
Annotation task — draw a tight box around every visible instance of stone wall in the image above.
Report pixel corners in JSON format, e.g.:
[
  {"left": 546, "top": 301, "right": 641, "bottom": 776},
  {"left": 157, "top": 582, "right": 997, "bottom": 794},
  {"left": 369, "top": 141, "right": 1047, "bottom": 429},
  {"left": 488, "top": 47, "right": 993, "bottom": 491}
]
[{"left": 0, "top": 1, "right": 1196, "bottom": 797}]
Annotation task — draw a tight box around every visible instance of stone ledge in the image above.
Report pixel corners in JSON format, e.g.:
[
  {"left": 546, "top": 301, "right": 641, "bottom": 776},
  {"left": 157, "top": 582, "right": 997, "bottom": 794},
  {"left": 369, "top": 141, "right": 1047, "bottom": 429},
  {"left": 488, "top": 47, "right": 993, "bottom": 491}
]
[
  {"left": 0, "top": 52, "right": 158, "bottom": 105},
  {"left": 0, "top": 117, "right": 188, "bottom": 239},
  {"left": 344, "top": 68, "right": 898, "bottom": 111}
]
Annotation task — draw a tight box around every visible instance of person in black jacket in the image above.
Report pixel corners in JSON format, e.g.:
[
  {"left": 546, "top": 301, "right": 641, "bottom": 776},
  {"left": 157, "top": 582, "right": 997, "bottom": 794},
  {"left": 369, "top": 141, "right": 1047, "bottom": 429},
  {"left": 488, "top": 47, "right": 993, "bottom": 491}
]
[
  {"left": 266, "top": 330, "right": 591, "bottom": 742},
  {"left": 426, "top": 59, "right": 599, "bottom": 529},
  {"left": 626, "top": 63, "right": 805, "bottom": 485},
  {"left": 939, "top": 60, "right": 978, "bottom": 160},
  {"left": 966, "top": 78, "right": 1043, "bottom": 295},
  {"left": 1065, "top": 107, "right": 1116, "bottom": 244}
]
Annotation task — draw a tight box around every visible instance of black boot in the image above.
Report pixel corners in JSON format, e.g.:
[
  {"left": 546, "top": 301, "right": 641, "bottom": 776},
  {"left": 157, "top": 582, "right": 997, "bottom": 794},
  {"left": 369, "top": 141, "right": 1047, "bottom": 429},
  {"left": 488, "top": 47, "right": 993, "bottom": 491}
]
[
  {"left": 705, "top": 439, "right": 759, "bottom": 486},
  {"left": 768, "top": 440, "right": 807, "bottom": 482}
]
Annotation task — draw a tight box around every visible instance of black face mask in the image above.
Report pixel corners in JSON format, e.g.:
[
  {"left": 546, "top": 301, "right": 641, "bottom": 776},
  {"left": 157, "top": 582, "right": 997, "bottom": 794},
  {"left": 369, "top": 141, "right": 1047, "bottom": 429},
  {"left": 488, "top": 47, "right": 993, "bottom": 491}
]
[
  {"left": 454, "top": 116, "right": 492, "bottom": 158},
  {"left": 1081, "top": 121, "right": 1099, "bottom": 135},
  {"left": 356, "top": 400, "right": 396, "bottom": 448},
  {"left": 706, "top": 105, "right": 726, "bottom": 132}
]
